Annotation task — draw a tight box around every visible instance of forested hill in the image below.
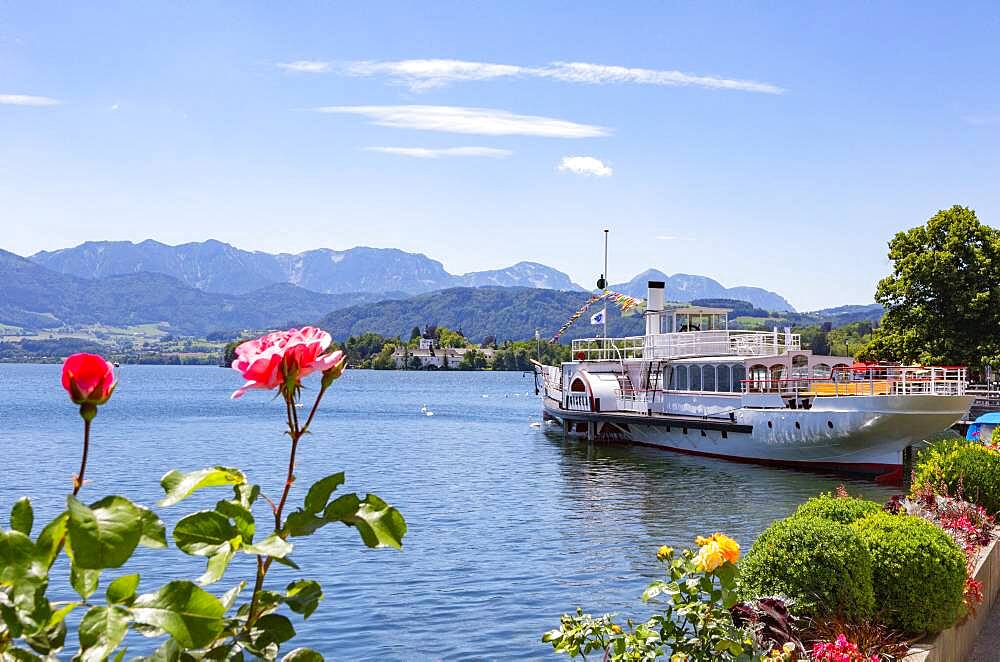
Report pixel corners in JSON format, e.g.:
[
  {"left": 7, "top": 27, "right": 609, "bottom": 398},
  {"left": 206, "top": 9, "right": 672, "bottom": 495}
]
[{"left": 318, "top": 287, "right": 646, "bottom": 344}]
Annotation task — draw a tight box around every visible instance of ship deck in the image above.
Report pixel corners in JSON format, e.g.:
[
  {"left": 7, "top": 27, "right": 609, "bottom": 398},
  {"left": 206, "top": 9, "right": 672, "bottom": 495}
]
[{"left": 542, "top": 396, "right": 753, "bottom": 433}]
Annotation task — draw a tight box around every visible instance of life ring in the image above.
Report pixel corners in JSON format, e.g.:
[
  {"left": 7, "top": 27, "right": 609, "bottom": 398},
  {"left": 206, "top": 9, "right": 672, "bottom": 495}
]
[{"left": 576, "top": 351, "right": 586, "bottom": 360}]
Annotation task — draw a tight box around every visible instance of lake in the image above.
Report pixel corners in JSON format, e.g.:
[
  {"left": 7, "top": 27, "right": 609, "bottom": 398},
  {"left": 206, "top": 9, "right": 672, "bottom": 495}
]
[{"left": 0, "top": 365, "right": 896, "bottom": 659}]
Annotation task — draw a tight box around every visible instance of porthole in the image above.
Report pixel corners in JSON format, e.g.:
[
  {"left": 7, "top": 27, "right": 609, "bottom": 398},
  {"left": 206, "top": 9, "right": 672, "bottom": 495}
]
[
  {"left": 700, "top": 429, "right": 707, "bottom": 437},
  {"left": 827, "top": 421, "right": 834, "bottom": 429},
  {"left": 721, "top": 430, "right": 728, "bottom": 439},
  {"left": 682, "top": 427, "right": 688, "bottom": 435},
  {"left": 795, "top": 421, "right": 801, "bottom": 430},
  {"left": 767, "top": 421, "right": 773, "bottom": 429}
]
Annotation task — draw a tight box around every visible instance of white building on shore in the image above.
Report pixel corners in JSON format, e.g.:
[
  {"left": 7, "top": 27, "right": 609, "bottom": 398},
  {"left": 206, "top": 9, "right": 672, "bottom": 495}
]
[{"left": 391, "top": 336, "right": 494, "bottom": 369}]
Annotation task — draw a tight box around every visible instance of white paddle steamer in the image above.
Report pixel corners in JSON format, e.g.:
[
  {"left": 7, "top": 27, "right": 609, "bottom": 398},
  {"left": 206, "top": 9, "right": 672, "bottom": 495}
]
[{"left": 533, "top": 280, "right": 973, "bottom": 479}]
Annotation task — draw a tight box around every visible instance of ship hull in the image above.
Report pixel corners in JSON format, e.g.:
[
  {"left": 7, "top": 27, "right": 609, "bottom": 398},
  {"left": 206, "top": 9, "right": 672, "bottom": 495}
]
[{"left": 542, "top": 394, "right": 973, "bottom": 477}]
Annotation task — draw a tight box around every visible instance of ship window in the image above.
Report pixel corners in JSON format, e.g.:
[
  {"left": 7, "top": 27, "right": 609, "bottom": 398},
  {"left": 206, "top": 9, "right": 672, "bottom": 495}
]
[
  {"left": 675, "top": 365, "right": 688, "bottom": 390},
  {"left": 792, "top": 355, "right": 808, "bottom": 367},
  {"left": 813, "top": 363, "right": 831, "bottom": 378},
  {"left": 731, "top": 365, "right": 746, "bottom": 392},
  {"left": 718, "top": 365, "right": 731, "bottom": 392},
  {"left": 702, "top": 365, "right": 716, "bottom": 391},
  {"left": 749, "top": 364, "right": 768, "bottom": 391},
  {"left": 690, "top": 364, "right": 702, "bottom": 391}
]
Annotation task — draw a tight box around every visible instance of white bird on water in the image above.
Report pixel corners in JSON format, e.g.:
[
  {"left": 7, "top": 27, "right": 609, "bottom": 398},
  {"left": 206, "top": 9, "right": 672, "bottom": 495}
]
[
  {"left": 425, "top": 410, "right": 435, "bottom": 416},
  {"left": 420, "top": 404, "right": 428, "bottom": 413}
]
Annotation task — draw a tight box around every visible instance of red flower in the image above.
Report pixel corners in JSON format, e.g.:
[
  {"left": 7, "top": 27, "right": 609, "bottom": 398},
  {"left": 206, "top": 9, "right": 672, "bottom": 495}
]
[{"left": 61, "top": 353, "right": 116, "bottom": 406}]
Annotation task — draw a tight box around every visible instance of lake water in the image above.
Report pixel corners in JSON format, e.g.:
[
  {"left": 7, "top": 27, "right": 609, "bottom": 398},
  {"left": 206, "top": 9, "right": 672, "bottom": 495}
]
[{"left": 0, "top": 365, "right": 896, "bottom": 660}]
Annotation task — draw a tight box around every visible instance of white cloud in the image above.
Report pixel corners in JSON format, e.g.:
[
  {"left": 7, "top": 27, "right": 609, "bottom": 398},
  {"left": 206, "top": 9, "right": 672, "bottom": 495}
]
[
  {"left": 110, "top": 103, "right": 120, "bottom": 111},
  {"left": 278, "top": 60, "right": 332, "bottom": 73},
  {"left": 313, "top": 105, "right": 610, "bottom": 138},
  {"left": 557, "top": 156, "right": 613, "bottom": 177},
  {"left": 345, "top": 59, "right": 521, "bottom": 91},
  {"left": 538, "top": 62, "right": 783, "bottom": 94},
  {"left": 656, "top": 235, "right": 695, "bottom": 241},
  {"left": 365, "top": 146, "right": 512, "bottom": 158},
  {"left": 963, "top": 113, "right": 1000, "bottom": 126},
  {"left": 336, "top": 58, "right": 783, "bottom": 94},
  {"left": 0, "top": 94, "right": 61, "bottom": 107}
]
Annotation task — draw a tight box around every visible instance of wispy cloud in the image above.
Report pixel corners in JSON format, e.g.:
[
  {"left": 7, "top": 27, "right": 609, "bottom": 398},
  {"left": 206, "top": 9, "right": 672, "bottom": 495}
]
[
  {"left": 656, "top": 234, "right": 695, "bottom": 241},
  {"left": 0, "top": 94, "right": 61, "bottom": 107},
  {"left": 313, "top": 105, "right": 610, "bottom": 138},
  {"left": 557, "top": 156, "right": 613, "bottom": 177},
  {"left": 278, "top": 60, "right": 332, "bottom": 73},
  {"left": 334, "top": 58, "right": 783, "bottom": 94},
  {"left": 365, "top": 146, "right": 512, "bottom": 158}
]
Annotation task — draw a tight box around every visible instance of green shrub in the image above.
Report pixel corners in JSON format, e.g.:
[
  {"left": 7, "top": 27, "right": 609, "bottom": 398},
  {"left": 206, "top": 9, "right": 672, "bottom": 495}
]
[
  {"left": 738, "top": 515, "right": 874, "bottom": 620},
  {"left": 851, "top": 512, "right": 966, "bottom": 634},
  {"left": 993, "top": 426, "right": 1000, "bottom": 444},
  {"left": 912, "top": 437, "right": 1000, "bottom": 513},
  {"left": 794, "top": 493, "right": 883, "bottom": 524}
]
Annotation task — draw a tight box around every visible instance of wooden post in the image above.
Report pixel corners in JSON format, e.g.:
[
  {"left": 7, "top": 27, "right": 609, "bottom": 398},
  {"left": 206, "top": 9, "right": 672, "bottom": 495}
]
[{"left": 902, "top": 445, "right": 914, "bottom": 491}]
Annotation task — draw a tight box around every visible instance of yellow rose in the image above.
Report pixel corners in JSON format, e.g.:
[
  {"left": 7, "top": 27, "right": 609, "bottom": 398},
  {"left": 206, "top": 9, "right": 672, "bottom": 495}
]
[
  {"left": 611, "top": 624, "right": 622, "bottom": 634},
  {"left": 711, "top": 533, "right": 740, "bottom": 564},
  {"left": 656, "top": 545, "right": 674, "bottom": 561},
  {"left": 694, "top": 540, "right": 726, "bottom": 572},
  {"left": 694, "top": 535, "right": 712, "bottom": 546}
]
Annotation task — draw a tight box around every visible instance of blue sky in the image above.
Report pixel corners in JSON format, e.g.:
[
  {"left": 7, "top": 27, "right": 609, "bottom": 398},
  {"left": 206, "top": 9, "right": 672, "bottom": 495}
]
[{"left": 2, "top": 2, "right": 998, "bottom": 310}]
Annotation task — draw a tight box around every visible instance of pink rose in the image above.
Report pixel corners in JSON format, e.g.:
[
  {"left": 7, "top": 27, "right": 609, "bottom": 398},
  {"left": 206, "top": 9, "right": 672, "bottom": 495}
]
[
  {"left": 62, "top": 353, "right": 117, "bottom": 406},
  {"left": 231, "top": 326, "right": 345, "bottom": 399}
]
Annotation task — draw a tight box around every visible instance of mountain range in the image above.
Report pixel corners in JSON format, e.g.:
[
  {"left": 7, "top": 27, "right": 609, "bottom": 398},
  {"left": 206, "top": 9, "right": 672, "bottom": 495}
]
[
  {"left": 28, "top": 240, "right": 793, "bottom": 311},
  {"left": 29, "top": 240, "right": 583, "bottom": 296},
  {"left": 0, "top": 240, "right": 828, "bottom": 342}
]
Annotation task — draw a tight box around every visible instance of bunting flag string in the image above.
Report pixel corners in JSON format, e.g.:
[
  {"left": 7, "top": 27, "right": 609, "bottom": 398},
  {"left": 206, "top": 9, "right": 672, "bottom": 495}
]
[{"left": 548, "top": 290, "right": 646, "bottom": 343}]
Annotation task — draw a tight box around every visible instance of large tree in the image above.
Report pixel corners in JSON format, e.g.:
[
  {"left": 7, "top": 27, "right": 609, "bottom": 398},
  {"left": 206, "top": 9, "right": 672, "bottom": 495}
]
[{"left": 862, "top": 205, "right": 1000, "bottom": 373}]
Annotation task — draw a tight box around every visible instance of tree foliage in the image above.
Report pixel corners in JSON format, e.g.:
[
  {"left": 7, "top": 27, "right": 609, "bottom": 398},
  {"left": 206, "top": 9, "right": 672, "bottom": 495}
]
[{"left": 862, "top": 206, "right": 1000, "bottom": 371}]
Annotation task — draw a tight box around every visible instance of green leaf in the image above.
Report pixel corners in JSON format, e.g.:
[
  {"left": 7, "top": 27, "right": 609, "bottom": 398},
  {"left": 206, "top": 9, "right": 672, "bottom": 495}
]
[
  {"left": 106, "top": 574, "right": 140, "bottom": 605},
  {"left": 131, "top": 580, "right": 225, "bottom": 649},
  {"left": 77, "top": 605, "right": 130, "bottom": 662},
  {"left": 340, "top": 494, "right": 407, "bottom": 549},
  {"left": 281, "top": 648, "right": 324, "bottom": 662},
  {"left": 11, "top": 497, "right": 33, "bottom": 536},
  {"left": 270, "top": 555, "right": 300, "bottom": 570},
  {"left": 66, "top": 496, "right": 143, "bottom": 570},
  {"left": 49, "top": 601, "right": 82, "bottom": 627},
  {"left": 34, "top": 512, "right": 68, "bottom": 569},
  {"left": 285, "top": 493, "right": 406, "bottom": 549},
  {"left": 173, "top": 511, "right": 239, "bottom": 557},
  {"left": 137, "top": 506, "right": 167, "bottom": 549},
  {"left": 133, "top": 638, "right": 185, "bottom": 662},
  {"left": 197, "top": 544, "right": 235, "bottom": 586},
  {"left": 220, "top": 581, "right": 246, "bottom": 612},
  {"left": 159, "top": 467, "right": 246, "bottom": 507},
  {"left": 250, "top": 613, "right": 295, "bottom": 648},
  {"left": 5, "top": 647, "right": 44, "bottom": 661},
  {"left": 241, "top": 534, "right": 292, "bottom": 559},
  {"left": 284, "top": 580, "right": 322, "bottom": 620},
  {"left": 283, "top": 511, "right": 327, "bottom": 537},
  {"left": 0, "top": 529, "right": 38, "bottom": 585},
  {"left": 215, "top": 500, "right": 255, "bottom": 543},
  {"left": 70, "top": 563, "right": 101, "bottom": 600},
  {"left": 233, "top": 483, "right": 260, "bottom": 510},
  {"left": 304, "top": 473, "right": 345, "bottom": 514},
  {"left": 112, "top": 650, "right": 127, "bottom": 662}
]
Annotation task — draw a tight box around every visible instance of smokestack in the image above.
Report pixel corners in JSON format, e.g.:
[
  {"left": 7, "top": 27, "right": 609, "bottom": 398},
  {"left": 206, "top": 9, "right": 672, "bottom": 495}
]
[{"left": 647, "top": 281, "right": 665, "bottom": 312}]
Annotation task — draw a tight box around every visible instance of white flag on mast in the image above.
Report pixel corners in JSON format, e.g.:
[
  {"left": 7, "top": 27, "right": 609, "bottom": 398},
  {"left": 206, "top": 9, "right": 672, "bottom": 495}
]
[{"left": 590, "top": 308, "right": 606, "bottom": 325}]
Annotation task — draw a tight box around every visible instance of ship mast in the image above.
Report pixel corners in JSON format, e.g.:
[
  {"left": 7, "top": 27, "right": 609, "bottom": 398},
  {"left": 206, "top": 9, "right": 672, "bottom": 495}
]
[{"left": 603, "top": 228, "right": 609, "bottom": 341}]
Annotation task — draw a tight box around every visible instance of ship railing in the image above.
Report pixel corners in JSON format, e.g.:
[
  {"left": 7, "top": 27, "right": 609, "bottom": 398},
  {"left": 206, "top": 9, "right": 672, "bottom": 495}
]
[
  {"left": 616, "top": 391, "right": 650, "bottom": 413},
  {"left": 564, "top": 393, "right": 591, "bottom": 411},
  {"left": 741, "top": 366, "right": 968, "bottom": 397},
  {"left": 643, "top": 330, "right": 801, "bottom": 360},
  {"left": 570, "top": 336, "right": 645, "bottom": 361}
]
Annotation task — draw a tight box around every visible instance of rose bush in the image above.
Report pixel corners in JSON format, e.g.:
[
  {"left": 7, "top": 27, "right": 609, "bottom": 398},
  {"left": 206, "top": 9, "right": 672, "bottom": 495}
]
[{"left": 0, "top": 329, "right": 402, "bottom": 660}]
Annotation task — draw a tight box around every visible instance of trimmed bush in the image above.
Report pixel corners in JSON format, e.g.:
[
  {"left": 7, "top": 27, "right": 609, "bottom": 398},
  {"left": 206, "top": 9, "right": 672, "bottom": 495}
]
[
  {"left": 738, "top": 515, "right": 875, "bottom": 620},
  {"left": 912, "top": 437, "right": 1000, "bottom": 513},
  {"left": 851, "top": 512, "right": 966, "bottom": 634},
  {"left": 794, "top": 493, "right": 883, "bottom": 524}
]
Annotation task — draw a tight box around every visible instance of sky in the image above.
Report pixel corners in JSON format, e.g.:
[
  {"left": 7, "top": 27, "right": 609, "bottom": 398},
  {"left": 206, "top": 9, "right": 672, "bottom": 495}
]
[{"left": 1, "top": 2, "right": 998, "bottom": 310}]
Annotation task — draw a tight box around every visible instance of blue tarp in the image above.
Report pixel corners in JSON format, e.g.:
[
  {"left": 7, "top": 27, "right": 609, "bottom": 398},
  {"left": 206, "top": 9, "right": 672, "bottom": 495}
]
[{"left": 967, "top": 412, "right": 1000, "bottom": 441}]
